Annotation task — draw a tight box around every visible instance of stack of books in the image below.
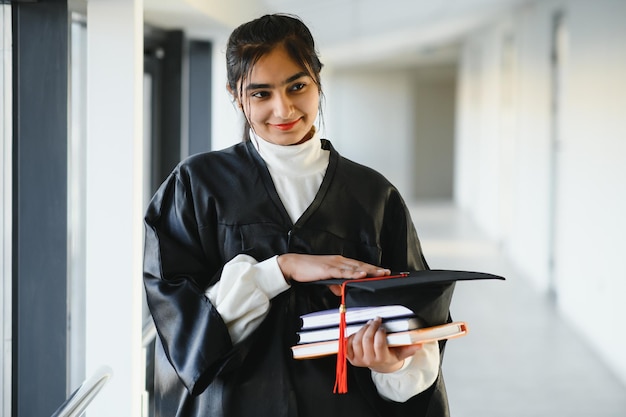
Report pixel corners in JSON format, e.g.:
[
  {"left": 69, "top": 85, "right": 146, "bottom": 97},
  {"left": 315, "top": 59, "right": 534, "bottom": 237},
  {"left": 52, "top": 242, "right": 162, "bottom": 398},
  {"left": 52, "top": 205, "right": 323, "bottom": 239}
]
[{"left": 291, "top": 304, "right": 467, "bottom": 359}]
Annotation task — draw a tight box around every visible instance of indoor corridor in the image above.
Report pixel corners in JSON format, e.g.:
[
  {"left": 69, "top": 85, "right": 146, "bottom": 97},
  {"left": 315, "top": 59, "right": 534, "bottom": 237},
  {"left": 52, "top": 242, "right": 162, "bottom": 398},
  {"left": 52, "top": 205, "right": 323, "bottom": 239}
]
[{"left": 409, "top": 201, "right": 626, "bottom": 417}]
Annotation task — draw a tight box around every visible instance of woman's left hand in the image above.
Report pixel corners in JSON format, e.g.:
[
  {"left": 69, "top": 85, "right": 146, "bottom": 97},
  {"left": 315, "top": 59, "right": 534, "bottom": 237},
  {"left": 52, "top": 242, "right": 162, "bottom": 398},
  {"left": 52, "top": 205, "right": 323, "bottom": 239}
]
[{"left": 346, "top": 317, "right": 422, "bottom": 373}]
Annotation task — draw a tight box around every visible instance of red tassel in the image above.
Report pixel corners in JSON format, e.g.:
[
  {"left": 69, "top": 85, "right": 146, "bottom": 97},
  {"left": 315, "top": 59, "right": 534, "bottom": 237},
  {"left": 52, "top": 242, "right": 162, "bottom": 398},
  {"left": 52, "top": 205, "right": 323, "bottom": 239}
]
[
  {"left": 332, "top": 273, "right": 409, "bottom": 394},
  {"left": 333, "top": 282, "right": 349, "bottom": 394}
]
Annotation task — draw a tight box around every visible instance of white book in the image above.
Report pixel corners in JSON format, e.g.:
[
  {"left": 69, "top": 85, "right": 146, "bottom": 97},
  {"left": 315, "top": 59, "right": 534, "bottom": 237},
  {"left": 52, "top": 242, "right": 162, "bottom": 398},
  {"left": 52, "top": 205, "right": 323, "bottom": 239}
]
[
  {"left": 297, "top": 317, "right": 420, "bottom": 344},
  {"left": 299, "top": 305, "right": 414, "bottom": 330}
]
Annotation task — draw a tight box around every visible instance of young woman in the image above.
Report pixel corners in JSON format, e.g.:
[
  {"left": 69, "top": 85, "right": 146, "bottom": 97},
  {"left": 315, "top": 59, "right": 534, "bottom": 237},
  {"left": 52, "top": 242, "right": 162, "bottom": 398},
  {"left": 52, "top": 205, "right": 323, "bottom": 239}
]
[{"left": 144, "top": 13, "right": 451, "bottom": 417}]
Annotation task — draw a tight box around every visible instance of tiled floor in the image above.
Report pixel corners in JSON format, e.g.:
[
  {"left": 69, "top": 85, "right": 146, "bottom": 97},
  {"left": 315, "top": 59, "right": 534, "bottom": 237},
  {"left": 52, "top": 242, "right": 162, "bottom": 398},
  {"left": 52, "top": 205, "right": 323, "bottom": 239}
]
[{"left": 409, "top": 201, "right": 626, "bottom": 417}]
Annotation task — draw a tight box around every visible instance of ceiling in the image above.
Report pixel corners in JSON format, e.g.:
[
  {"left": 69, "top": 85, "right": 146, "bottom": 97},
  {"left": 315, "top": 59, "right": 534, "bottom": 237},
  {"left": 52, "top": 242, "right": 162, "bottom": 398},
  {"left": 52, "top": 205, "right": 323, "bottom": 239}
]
[{"left": 144, "top": 0, "right": 529, "bottom": 68}]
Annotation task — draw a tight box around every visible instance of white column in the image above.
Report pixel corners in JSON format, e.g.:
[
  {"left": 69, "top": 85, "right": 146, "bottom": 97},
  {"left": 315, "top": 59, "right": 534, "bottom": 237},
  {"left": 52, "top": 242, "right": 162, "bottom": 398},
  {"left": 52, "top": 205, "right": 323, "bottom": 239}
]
[
  {"left": 85, "top": 1, "right": 144, "bottom": 416},
  {"left": 1, "top": 6, "right": 13, "bottom": 417}
]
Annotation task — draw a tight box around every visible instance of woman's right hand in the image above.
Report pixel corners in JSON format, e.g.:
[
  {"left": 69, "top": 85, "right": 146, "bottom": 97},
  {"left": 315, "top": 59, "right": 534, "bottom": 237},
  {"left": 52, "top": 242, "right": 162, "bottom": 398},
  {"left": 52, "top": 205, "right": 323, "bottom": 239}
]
[{"left": 276, "top": 254, "right": 390, "bottom": 284}]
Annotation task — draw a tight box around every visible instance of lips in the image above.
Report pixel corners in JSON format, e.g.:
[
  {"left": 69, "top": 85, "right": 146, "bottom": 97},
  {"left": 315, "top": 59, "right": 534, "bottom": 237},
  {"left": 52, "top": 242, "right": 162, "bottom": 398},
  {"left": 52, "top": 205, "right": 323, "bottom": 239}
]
[{"left": 271, "top": 118, "right": 301, "bottom": 131}]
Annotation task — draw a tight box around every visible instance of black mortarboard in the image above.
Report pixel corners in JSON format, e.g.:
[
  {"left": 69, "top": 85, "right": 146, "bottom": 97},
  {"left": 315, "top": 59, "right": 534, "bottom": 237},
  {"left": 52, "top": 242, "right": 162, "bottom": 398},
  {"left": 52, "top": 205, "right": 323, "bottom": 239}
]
[
  {"left": 303, "top": 269, "right": 505, "bottom": 393},
  {"left": 313, "top": 269, "right": 504, "bottom": 325}
]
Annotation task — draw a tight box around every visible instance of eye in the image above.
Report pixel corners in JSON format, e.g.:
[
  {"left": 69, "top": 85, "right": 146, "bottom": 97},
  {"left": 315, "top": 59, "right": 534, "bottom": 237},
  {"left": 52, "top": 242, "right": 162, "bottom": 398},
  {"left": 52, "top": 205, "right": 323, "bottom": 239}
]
[
  {"left": 290, "top": 82, "right": 306, "bottom": 92},
  {"left": 251, "top": 90, "right": 270, "bottom": 99}
]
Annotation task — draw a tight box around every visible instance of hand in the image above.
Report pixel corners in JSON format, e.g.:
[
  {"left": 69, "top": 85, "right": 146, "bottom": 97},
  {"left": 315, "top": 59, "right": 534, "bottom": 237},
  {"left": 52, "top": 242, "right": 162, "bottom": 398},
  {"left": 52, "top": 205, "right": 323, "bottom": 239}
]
[
  {"left": 277, "top": 254, "right": 390, "bottom": 284},
  {"left": 347, "top": 317, "right": 422, "bottom": 373}
]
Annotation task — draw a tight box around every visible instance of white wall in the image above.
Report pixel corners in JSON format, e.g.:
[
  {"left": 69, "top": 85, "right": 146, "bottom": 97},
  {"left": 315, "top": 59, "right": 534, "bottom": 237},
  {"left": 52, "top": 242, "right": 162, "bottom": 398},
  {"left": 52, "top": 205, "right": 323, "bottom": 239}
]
[
  {"left": 211, "top": 31, "right": 242, "bottom": 151},
  {"left": 456, "top": 18, "right": 531, "bottom": 248},
  {"left": 553, "top": 0, "right": 626, "bottom": 385},
  {"left": 455, "top": 0, "right": 626, "bottom": 385},
  {"left": 509, "top": 2, "right": 554, "bottom": 290},
  {"left": 324, "top": 67, "right": 416, "bottom": 200},
  {"left": 411, "top": 66, "right": 456, "bottom": 200},
  {"left": 85, "top": 1, "right": 145, "bottom": 415}
]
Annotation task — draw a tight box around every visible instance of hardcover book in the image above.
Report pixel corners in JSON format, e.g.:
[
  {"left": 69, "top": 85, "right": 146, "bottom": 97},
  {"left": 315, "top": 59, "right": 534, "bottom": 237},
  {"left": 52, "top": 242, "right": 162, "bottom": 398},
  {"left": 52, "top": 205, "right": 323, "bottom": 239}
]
[{"left": 292, "top": 321, "right": 468, "bottom": 359}]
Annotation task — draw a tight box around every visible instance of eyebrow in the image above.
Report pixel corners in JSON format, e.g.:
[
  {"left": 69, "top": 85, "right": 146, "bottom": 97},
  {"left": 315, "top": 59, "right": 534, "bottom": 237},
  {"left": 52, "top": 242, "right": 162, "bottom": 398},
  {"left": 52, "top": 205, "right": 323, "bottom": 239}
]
[{"left": 245, "top": 71, "right": 309, "bottom": 91}]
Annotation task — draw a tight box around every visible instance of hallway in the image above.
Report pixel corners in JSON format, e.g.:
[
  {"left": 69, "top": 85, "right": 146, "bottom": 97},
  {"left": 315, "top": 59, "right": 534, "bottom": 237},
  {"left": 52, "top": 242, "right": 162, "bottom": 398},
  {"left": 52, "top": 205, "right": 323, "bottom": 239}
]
[{"left": 409, "top": 201, "right": 626, "bottom": 417}]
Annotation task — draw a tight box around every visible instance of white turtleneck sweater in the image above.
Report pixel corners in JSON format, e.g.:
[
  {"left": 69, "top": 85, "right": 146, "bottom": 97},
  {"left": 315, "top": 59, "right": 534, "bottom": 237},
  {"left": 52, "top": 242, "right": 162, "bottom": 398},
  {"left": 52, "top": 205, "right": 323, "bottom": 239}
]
[
  {"left": 205, "top": 130, "right": 439, "bottom": 402},
  {"left": 252, "top": 129, "right": 330, "bottom": 224}
]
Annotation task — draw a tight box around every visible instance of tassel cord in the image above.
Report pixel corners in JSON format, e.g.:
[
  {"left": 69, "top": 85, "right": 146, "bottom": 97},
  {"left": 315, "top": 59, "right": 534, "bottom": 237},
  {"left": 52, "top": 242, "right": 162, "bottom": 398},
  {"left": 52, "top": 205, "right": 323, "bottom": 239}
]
[{"left": 333, "top": 273, "right": 409, "bottom": 394}]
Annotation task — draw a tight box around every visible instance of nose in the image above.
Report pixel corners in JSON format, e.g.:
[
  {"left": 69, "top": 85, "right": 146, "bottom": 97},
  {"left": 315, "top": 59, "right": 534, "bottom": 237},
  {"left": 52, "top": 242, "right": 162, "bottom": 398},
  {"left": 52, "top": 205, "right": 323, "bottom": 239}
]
[{"left": 273, "top": 93, "right": 294, "bottom": 119}]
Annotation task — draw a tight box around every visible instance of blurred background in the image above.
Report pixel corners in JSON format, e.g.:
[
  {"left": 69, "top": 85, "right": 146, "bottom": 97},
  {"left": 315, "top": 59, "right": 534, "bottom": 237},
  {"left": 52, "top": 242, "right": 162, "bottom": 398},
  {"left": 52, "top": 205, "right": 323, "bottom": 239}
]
[{"left": 1, "top": 0, "right": 625, "bottom": 416}]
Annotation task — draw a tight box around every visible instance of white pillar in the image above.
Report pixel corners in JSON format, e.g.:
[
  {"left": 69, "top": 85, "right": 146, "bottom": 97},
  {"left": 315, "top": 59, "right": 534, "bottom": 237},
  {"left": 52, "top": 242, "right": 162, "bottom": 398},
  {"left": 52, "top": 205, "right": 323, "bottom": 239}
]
[
  {"left": 85, "top": 1, "right": 144, "bottom": 416},
  {"left": 1, "top": 6, "right": 13, "bottom": 417}
]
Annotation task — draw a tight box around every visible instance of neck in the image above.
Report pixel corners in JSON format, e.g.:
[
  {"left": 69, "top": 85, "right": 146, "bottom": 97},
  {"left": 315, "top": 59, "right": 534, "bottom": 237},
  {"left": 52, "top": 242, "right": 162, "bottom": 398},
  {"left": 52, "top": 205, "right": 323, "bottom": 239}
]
[{"left": 292, "top": 126, "right": 316, "bottom": 145}]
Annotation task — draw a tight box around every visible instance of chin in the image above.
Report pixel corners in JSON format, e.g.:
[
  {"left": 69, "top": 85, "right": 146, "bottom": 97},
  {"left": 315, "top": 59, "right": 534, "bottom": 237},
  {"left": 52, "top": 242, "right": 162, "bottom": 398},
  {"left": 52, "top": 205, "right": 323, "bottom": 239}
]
[{"left": 270, "top": 133, "right": 307, "bottom": 146}]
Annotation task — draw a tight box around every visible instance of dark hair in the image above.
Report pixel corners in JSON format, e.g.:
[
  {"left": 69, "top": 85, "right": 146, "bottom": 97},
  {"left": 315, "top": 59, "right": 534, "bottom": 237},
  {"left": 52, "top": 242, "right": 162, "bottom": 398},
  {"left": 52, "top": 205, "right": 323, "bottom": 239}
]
[{"left": 226, "top": 14, "right": 324, "bottom": 141}]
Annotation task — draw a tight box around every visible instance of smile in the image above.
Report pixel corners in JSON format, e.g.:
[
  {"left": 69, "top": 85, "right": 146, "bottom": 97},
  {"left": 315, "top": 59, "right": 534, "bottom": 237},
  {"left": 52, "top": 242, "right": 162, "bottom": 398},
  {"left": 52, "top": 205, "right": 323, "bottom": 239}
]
[{"left": 271, "top": 119, "right": 301, "bottom": 131}]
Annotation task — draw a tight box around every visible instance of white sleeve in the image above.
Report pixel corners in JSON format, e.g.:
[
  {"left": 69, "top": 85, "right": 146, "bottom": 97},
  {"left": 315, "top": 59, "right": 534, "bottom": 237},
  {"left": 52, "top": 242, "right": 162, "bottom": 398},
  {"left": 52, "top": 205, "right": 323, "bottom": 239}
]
[
  {"left": 370, "top": 341, "right": 441, "bottom": 402},
  {"left": 205, "top": 254, "right": 290, "bottom": 343}
]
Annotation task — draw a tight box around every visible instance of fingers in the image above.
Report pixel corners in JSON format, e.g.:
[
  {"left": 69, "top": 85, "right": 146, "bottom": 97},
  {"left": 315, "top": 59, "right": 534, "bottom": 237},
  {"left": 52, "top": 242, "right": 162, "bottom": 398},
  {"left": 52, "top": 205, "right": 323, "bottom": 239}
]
[
  {"left": 331, "top": 257, "right": 390, "bottom": 279},
  {"left": 325, "top": 257, "right": 389, "bottom": 296},
  {"left": 348, "top": 317, "right": 385, "bottom": 363},
  {"left": 347, "top": 317, "right": 408, "bottom": 373},
  {"left": 278, "top": 253, "right": 390, "bottom": 284},
  {"left": 328, "top": 284, "right": 342, "bottom": 296},
  {"left": 394, "top": 343, "right": 423, "bottom": 360}
]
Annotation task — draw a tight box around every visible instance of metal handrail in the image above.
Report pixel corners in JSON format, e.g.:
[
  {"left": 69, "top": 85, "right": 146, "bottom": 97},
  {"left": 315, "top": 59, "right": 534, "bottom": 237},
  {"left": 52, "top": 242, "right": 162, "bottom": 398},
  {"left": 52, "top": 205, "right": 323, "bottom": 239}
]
[
  {"left": 143, "top": 318, "right": 157, "bottom": 347},
  {"left": 50, "top": 365, "right": 113, "bottom": 417},
  {"left": 50, "top": 323, "right": 153, "bottom": 417}
]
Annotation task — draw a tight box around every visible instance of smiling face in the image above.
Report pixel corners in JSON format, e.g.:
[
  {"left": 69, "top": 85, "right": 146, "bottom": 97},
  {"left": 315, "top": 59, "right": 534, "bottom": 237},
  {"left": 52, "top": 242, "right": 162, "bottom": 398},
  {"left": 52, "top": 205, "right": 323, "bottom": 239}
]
[{"left": 236, "top": 45, "right": 320, "bottom": 145}]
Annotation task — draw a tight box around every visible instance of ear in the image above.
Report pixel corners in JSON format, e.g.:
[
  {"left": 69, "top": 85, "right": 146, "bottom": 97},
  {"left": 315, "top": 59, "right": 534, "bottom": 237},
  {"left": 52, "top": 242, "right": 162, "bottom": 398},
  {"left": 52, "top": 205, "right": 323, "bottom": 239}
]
[{"left": 226, "top": 83, "right": 243, "bottom": 110}]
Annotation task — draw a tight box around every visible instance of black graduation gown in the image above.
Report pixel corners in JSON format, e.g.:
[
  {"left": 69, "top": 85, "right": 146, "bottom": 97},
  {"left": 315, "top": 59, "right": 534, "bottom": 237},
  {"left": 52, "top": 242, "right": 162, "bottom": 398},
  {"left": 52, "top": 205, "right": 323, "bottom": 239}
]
[{"left": 143, "top": 139, "right": 452, "bottom": 417}]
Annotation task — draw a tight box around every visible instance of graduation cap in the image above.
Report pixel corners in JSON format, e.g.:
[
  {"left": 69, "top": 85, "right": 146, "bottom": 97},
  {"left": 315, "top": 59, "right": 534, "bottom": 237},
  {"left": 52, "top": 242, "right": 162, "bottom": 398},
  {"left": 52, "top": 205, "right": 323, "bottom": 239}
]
[{"left": 304, "top": 269, "right": 505, "bottom": 393}]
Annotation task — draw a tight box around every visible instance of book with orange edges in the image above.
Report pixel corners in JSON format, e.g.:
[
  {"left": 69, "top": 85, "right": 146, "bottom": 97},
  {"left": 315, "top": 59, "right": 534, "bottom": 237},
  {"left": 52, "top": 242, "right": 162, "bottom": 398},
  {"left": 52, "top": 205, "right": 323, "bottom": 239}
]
[{"left": 292, "top": 321, "right": 468, "bottom": 359}]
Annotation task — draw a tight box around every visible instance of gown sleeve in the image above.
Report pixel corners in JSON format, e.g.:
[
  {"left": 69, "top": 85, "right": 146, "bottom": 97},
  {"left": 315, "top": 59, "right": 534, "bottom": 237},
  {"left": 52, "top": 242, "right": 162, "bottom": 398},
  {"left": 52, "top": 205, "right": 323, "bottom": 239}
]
[
  {"left": 205, "top": 254, "right": 290, "bottom": 343},
  {"left": 371, "top": 341, "right": 440, "bottom": 402},
  {"left": 143, "top": 171, "right": 234, "bottom": 396}
]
